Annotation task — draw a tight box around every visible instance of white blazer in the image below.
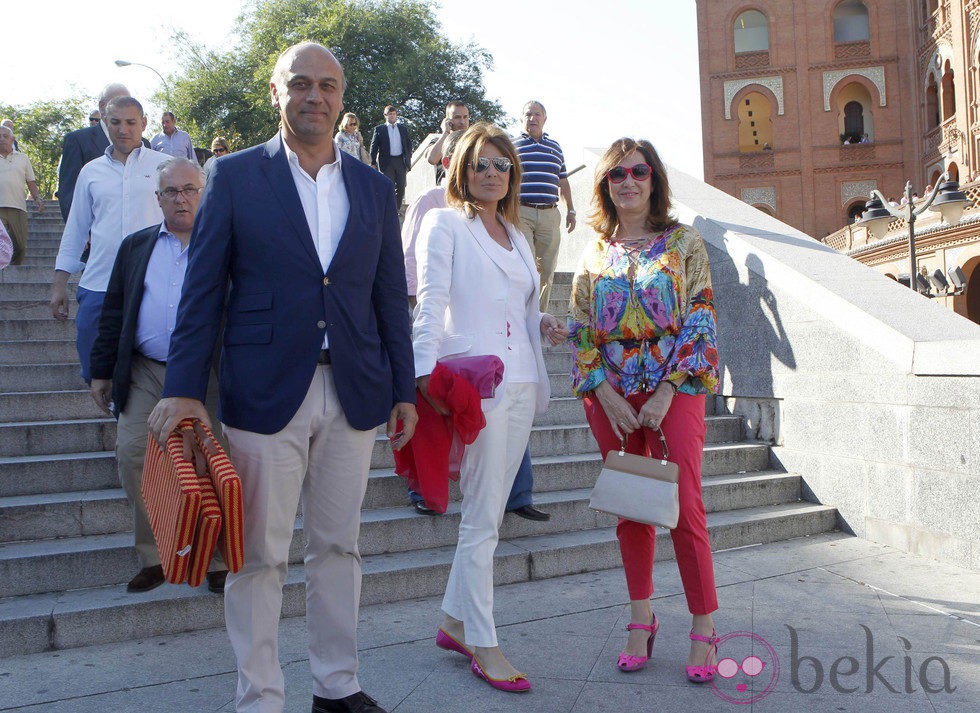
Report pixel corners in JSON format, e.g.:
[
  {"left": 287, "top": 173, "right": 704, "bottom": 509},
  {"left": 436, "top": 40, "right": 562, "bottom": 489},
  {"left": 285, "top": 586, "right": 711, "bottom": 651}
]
[{"left": 413, "top": 207, "right": 551, "bottom": 414}]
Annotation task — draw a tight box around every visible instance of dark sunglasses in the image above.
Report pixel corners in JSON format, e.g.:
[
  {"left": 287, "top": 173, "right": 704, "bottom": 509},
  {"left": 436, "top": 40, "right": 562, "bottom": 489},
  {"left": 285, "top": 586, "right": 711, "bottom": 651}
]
[
  {"left": 607, "top": 163, "right": 653, "bottom": 183},
  {"left": 212, "top": 147, "right": 228, "bottom": 154},
  {"left": 470, "top": 156, "right": 512, "bottom": 173}
]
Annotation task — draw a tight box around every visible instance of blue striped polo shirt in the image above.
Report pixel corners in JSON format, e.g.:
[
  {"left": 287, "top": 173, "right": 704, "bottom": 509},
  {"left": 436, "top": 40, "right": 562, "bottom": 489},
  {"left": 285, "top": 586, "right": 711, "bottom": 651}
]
[{"left": 514, "top": 132, "right": 568, "bottom": 206}]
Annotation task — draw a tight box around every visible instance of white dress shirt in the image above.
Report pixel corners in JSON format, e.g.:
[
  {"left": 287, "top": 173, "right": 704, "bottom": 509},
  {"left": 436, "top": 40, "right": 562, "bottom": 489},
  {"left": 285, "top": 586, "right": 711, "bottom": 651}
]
[
  {"left": 136, "top": 223, "right": 189, "bottom": 361},
  {"left": 387, "top": 122, "right": 403, "bottom": 156},
  {"left": 282, "top": 133, "right": 350, "bottom": 349},
  {"left": 55, "top": 145, "right": 169, "bottom": 291},
  {"left": 493, "top": 241, "right": 538, "bottom": 383}
]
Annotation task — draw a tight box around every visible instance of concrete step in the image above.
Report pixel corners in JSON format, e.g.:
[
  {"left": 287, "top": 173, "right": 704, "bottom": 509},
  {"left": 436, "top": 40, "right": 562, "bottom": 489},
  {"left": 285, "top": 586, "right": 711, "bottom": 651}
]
[
  {"left": 0, "top": 319, "right": 76, "bottom": 341},
  {"left": 0, "top": 363, "right": 85, "bottom": 392},
  {"left": 0, "top": 447, "right": 790, "bottom": 543},
  {"left": 0, "top": 413, "right": 743, "bottom": 462},
  {"left": 0, "top": 391, "right": 103, "bottom": 422},
  {"left": 0, "top": 340, "right": 77, "bottom": 366},
  {"left": 0, "top": 265, "right": 61, "bottom": 283},
  {"left": 0, "top": 301, "right": 65, "bottom": 319},
  {"left": 0, "top": 446, "right": 777, "bottom": 597},
  {"left": 0, "top": 501, "right": 836, "bottom": 655},
  {"left": 0, "top": 282, "right": 75, "bottom": 302},
  {"left": 0, "top": 451, "right": 117, "bottom": 497}
]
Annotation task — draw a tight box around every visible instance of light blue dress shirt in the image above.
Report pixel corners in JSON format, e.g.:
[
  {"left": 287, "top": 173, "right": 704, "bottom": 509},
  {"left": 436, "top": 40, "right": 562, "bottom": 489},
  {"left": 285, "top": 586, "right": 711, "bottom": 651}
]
[{"left": 135, "top": 223, "right": 189, "bottom": 361}]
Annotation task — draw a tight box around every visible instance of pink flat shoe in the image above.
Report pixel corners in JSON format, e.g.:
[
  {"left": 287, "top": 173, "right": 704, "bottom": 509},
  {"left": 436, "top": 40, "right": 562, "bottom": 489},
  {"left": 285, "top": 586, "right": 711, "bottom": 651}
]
[
  {"left": 686, "top": 628, "right": 719, "bottom": 683},
  {"left": 436, "top": 628, "right": 472, "bottom": 659},
  {"left": 617, "top": 613, "right": 659, "bottom": 672},
  {"left": 470, "top": 654, "right": 531, "bottom": 693}
]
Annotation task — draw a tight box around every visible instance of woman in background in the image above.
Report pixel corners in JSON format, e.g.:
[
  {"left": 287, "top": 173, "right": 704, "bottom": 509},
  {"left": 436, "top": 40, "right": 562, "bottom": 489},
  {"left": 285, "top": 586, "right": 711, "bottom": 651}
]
[{"left": 335, "top": 112, "right": 367, "bottom": 162}]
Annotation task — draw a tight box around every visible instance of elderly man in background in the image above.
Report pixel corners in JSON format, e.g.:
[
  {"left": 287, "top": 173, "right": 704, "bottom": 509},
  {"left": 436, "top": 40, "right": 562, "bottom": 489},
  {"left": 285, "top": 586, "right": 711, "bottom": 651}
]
[
  {"left": 2, "top": 119, "right": 20, "bottom": 151},
  {"left": 151, "top": 112, "right": 196, "bottom": 160},
  {"left": 514, "top": 100, "right": 576, "bottom": 311},
  {"left": 89, "top": 157, "right": 226, "bottom": 594},
  {"left": 0, "top": 125, "right": 44, "bottom": 266},
  {"left": 58, "top": 83, "right": 133, "bottom": 222},
  {"left": 52, "top": 96, "right": 169, "bottom": 383}
]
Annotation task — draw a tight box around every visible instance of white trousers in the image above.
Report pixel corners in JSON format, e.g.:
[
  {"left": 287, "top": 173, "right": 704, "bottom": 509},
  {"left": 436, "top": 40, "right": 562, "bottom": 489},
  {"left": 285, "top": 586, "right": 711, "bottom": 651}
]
[
  {"left": 441, "top": 382, "right": 537, "bottom": 647},
  {"left": 222, "top": 366, "right": 376, "bottom": 713}
]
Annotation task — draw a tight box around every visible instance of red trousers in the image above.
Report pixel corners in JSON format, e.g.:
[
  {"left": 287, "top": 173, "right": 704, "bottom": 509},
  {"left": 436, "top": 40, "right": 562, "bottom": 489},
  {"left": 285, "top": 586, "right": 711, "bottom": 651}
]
[{"left": 584, "top": 390, "right": 718, "bottom": 615}]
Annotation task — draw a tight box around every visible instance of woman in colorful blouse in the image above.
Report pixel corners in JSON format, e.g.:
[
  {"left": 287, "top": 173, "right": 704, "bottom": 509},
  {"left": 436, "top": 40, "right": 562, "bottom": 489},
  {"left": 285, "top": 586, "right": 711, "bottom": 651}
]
[
  {"left": 335, "top": 112, "right": 366, "bottom": 161},
  {"left": 569, "top": 138, "right": 721, "bottom": 682}
]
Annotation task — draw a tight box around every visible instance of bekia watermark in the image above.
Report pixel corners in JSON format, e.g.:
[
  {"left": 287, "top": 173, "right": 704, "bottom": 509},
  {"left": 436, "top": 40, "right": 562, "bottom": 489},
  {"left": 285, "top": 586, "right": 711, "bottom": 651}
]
[{"left": 708, "top": 625, "right": 956, "bottom": 705}]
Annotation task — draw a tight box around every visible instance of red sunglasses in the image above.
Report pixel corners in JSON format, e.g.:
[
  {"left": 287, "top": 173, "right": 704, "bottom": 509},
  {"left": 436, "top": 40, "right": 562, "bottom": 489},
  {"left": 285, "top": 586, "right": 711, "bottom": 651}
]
[{"left": 607, "top": 163, "right": 653, "bottom": 183}]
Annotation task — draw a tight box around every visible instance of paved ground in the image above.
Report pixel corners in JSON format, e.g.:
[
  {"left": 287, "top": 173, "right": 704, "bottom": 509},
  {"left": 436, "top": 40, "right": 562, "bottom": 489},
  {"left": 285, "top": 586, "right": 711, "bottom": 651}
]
[{"left": 1, "top": 532, "right": 976, "bottom": 712}]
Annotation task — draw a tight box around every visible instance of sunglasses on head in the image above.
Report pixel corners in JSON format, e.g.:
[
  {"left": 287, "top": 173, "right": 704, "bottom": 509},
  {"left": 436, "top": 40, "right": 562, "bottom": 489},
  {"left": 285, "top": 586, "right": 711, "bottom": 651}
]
[
  {"left": 607, "top": 163, "right": 653, "bottom": 183},
  {"left": 470, "top": 156, "right": 512, "bottom": 173}
]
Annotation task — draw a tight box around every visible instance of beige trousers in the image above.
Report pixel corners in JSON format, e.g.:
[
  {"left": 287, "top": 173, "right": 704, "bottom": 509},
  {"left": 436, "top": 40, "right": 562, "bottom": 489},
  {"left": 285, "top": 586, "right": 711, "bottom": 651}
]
[
  {"left": 0, "top": 207, "right": 28, "bottom": 265},
  {"left": 222, "top": 365, "right": 376, "bottom": 712},
  {"left": 518, "top": 203, "right": 561, "bottom": 312},
  {"left": 115, "top": 354, "right": 221, "bottom": 569}
]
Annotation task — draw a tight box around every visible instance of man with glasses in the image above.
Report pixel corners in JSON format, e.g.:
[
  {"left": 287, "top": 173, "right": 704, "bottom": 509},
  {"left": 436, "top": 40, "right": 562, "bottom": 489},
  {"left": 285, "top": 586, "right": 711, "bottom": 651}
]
[
  {"left": 52, "top": 96, "right": 169, "bottom": 383},
  {"left": 514, "top": 100, "right": 576, "bottom": 312},
  {"left": 89, "top": 111, "right": 102, "bottom": 125},
  {"left": 89, "top": 158, "right": 226, "bottom": 594}
]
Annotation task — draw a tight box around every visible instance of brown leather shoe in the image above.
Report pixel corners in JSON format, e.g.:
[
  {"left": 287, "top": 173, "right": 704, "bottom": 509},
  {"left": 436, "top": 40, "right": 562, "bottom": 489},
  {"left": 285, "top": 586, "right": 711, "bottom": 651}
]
[
  {"left": 127, "top": 565, "right": 165, "bottom": 593},
  {"left": 207, "top": 570, "right": 228, "bottom": 594}
]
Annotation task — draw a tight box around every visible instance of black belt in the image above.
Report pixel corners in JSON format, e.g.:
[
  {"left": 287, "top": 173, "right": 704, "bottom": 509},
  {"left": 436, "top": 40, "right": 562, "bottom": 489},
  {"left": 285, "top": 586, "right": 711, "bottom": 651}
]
[
  {"left": 317, "top": 349, "right": 331, "bottom": 365},
  {"left": 520, "top": 201, "right": 557, "bottom": 209}
]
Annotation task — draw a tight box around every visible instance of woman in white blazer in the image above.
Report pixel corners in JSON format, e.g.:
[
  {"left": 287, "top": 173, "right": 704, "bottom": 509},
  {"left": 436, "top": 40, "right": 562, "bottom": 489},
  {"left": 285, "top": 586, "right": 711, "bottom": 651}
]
[{"left": 413, "top": 123, "right": 567, "bottom": 693}]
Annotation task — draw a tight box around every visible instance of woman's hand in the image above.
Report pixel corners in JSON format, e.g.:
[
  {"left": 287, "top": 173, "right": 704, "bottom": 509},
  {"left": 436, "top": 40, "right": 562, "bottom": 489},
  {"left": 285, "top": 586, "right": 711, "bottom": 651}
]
[
  {"left": 540, "top": 313, "right": 569, "bottom": 346},
  {"left": 595, "top": 381, "right": 640, "bottom": 440},
  {"left": 416, "top": 374, "right": 449, "bottom": 415},
  {"left": 636, "top": 381, "right": 677, "bottom": 430}
]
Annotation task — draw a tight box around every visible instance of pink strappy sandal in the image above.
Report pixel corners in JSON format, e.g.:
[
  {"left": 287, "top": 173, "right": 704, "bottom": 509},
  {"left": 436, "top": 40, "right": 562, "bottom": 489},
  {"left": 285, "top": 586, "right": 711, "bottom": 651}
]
[
  {"left": 686, "top": 628, "right": 719, "bottom": 683},
  {"left": 617, "top": 613, "right": 659, "bottom": 672}
]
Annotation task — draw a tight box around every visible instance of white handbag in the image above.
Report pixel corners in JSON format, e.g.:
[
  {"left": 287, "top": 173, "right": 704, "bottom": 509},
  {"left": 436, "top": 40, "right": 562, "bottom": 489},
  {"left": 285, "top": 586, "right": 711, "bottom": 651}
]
[{"left": 588, "top": 428, "right": 680, "bottom": 528}]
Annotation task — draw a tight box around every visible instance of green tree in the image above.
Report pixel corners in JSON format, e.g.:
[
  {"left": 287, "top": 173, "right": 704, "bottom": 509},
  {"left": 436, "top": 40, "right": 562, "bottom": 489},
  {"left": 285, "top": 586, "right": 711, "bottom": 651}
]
[
  {"left": 163, "top": 0, "right": 504, "bottom": 150},
  {"left": 1, "top": 97, "right": 87, "bottom": 198}
]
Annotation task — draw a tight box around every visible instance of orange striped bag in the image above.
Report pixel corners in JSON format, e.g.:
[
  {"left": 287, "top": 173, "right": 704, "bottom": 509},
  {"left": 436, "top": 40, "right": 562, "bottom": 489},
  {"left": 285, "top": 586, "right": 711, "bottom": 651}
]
[
  {"left": 191, "top": 421, "right": 245, "bottom": 573},
  {"left": 185, "top": 478, "right": 223, "bottom": 587},
  {"left": 142, "top": 422, "right": 215, "bottom": 585}
]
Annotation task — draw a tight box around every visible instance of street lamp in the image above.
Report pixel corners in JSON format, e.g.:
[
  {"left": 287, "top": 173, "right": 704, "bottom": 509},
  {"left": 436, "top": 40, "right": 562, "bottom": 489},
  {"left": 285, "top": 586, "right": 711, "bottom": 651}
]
[
  {"left": 857, "top": 172, "right": 971, "bottom": 292},
  {"left": 114, "top": 59, "right": 172, "bottom": 105}
]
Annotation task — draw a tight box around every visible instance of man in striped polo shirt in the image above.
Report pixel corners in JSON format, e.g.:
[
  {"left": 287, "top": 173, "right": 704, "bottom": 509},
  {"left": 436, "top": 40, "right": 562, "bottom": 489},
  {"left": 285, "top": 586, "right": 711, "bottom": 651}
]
[{"left": 514, "top": 100, "right": 576, "bottom": 311}]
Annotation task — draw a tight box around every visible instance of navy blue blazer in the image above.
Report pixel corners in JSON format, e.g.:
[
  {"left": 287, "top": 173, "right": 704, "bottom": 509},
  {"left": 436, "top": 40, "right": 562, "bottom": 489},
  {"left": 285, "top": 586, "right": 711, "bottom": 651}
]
[
  {"left": 370, "top": 122, "right": 413, "bottom": 170},
  {"left": 58, "top": 125, "right": 109, "bottom": 221},
  {"left": 161, "top": 135, "right": 415, "bottom": 434}
]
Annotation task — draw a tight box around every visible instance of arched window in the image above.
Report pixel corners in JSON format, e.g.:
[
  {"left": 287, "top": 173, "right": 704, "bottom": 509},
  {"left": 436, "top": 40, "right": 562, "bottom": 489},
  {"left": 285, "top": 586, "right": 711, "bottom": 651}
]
[
  {"left": 942, "top": 60, "right": 956, "bottom": 120},
  {"left": 927, "top": 74, "right": 940, "bottom": 129},
  {"left": 734, "top": 10, "right": 769, "bottom": 53},
  {"left": 753, "top": 204, "right": 775, "bottom": 217},
  {"left": 835, "top": 82, "right": 875, "bottom": 143},
  {"left": 737, "top": 91, "right": 775, "bottom": 153},
  {"left": 847, "top": 201, "right": 867, "bottom": 224},
  {"left": 834, "top": 1, "right": 870, "bottom": 42},
  {"left": 947, "top": 162, "right": 959, "bottom": 182}
]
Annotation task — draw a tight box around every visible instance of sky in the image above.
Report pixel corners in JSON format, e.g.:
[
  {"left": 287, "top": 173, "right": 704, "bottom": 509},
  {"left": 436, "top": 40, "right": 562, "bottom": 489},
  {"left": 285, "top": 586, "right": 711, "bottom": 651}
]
[{"left": 2, "top": 0, "right": 703, "bottom": 177}]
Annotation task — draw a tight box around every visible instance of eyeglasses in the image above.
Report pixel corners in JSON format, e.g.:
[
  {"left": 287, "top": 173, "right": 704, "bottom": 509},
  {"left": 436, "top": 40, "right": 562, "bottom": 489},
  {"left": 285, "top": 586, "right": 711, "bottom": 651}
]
[
  {"left": 606, "top": 163, "right": 653, "bottom": 183},
  {"left": 89, "top": 117, "right": 100, "bottom": 124},
  {"left": 158, "top": 186, "right": 202, "bottom": 200},
  {"left": 470, "top": 156, "right": 513, "bottom": 173},
  {"left": 212, "top": 147, "right": 227, "bottom": 154}
]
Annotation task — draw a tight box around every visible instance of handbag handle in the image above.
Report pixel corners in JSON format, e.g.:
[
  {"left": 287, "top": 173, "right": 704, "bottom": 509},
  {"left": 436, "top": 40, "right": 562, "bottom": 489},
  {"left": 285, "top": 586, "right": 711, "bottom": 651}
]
[{"left": 618, "top": 427, "right": 670, "bottom": 463}]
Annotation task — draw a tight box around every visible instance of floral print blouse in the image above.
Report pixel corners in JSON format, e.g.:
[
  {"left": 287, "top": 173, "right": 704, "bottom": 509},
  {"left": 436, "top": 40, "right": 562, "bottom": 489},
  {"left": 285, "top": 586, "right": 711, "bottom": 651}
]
[{"left": 568, "top": 223, "right": 719, "bottom": 398}]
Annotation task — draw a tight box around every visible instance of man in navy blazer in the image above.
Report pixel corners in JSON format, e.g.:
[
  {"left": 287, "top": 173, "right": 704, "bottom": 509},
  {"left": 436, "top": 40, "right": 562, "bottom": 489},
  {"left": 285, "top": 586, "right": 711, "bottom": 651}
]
[
  {"left": 57, "top": 84, "right": 145, "bottom": 222},
  {"left": 369, "top": 105, "right": 413, "bottom": 208},
  {"left": 149, "top": 43, "right": 416, "bottom": 713}
]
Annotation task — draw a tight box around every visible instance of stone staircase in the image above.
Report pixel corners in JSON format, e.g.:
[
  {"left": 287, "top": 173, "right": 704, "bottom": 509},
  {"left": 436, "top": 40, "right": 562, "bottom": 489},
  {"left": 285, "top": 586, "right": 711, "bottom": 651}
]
[{"left": 0, "top": 202, "right": 838, "bottom": 656}]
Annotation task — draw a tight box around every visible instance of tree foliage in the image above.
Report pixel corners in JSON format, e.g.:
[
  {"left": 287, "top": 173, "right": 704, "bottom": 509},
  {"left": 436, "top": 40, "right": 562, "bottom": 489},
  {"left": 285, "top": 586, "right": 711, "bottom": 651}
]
[
  {"left": 162, "top": 0, "right": 504, "bottom": 150},
  {"left": 1, "top": 97, "right": 88, "bottom": 198}
]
